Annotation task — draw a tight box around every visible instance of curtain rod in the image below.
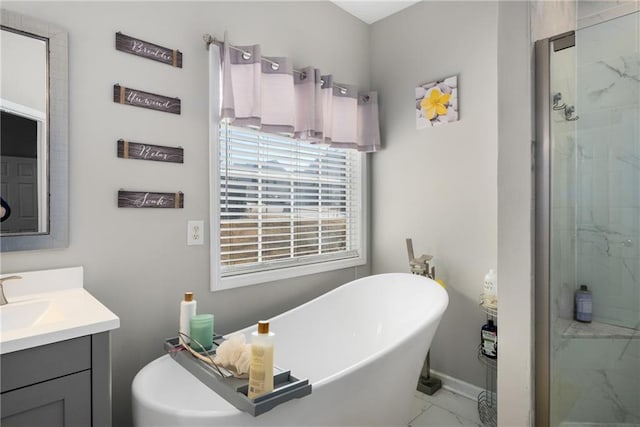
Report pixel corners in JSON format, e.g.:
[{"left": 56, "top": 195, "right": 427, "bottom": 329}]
[{"left": 203, "top": 33, "right": 349, "bottom": 94}]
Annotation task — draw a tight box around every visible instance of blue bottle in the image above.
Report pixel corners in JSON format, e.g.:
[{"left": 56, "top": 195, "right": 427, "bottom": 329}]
[
  {"left": 481, "top": 319, "right": 497, "bottom": 359},
  {"left": 575, "top": 285, "right": 592, "bottom": 323}
]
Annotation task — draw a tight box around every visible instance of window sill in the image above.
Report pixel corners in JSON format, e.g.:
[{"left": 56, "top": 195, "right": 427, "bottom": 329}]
[{"left": 212, "top": 254, "right": 366, "bottom": 291}]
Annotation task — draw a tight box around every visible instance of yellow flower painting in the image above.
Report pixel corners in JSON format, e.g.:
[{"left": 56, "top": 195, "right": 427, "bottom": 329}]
[
  {"left": 421, "top": 89, "right": 451, "bottom": 120},
  {"left": 416, "top": 75, "right": 458, "bottom": 129}
]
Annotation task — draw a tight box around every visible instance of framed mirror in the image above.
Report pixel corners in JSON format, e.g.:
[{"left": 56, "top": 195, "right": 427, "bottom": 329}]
[{"left": 0, "top": 9, "right": 68, "bottom": 251}]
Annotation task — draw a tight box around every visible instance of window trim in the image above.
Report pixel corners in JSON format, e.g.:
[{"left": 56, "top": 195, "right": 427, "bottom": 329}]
[{"left": 210, "top": 123, "right": 368, "bottom": 292}]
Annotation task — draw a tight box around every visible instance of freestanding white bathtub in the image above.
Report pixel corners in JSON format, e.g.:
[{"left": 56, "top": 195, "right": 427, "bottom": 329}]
[{"left": 132, "top": 273, "right": 448, "bottom": 426}]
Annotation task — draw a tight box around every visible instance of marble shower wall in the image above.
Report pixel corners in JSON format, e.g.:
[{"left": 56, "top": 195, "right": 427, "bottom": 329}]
[
  {"left": 549, "top": 10, "right": 640, "bottom": 427},
  {"left": 550, "top": 44, "right": 578, "bottom": 324},
  {"left": 542, "top": 1, "right": 640, "bottom": 327},
  {"left": 531, "top": 0, "right": 640, "bottom": 42},
  {"left": 577, "top": 0, "right": 640, "bottom": 30},
  {"left": 531, "top": 0, "right": 577, "bottom": 42},
  {"left": 575, "top": 11, "right": 640, "bottom": 330}
]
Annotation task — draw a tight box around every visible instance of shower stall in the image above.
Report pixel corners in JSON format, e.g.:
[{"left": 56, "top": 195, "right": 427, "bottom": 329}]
[{"left": 535, "top": 10, "right": 640, "bottom": 427}]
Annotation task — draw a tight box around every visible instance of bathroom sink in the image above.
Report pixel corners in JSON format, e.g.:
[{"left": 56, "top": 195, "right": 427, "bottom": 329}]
[
  {"left": 0, "top": 267, "right": 119, "bottom": 354},
  {"left": 0, "top": 299, "right": 59, "bottom": 333}
]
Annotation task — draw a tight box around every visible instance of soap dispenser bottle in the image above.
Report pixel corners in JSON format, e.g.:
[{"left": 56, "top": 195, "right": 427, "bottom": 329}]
[
  {"left": 179, "top": 292, "right": 197, "bottom": 343},
  {"left": 574, "top": 285, "right": 592, "bottom": 323},
  {"left": 480, "top": 319, "right": 497, "bottom": 359},
  {"left": 248, "top": 321, "right": 275, "bottom": 399}
]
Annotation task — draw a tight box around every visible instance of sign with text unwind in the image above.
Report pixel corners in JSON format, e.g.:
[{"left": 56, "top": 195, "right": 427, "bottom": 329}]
[
  {"left": 115, "top": 32, "right": 183, "bottom": 68},
  {"left": 117, "top": 139, "right": 183, "bottom": 164},
  {"left": 113, "top": 84, "right": 181, "bottom": 114},
  {"left": 118, "top": 191, "right": 184, "bottom": 209}
]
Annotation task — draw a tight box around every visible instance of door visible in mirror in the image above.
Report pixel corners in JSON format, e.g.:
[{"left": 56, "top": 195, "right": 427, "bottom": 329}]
[{"left": 0, "top": 27, "right": 48, "bottom": 235}]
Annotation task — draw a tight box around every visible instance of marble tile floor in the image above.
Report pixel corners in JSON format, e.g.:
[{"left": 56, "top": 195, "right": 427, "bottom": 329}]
[{"left": 409, "top": 388, "right": 483, "bottom": 427}]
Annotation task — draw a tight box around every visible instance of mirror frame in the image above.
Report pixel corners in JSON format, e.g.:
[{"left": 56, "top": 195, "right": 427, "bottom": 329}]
[{"left": 1, "top": 9, "right": 68, "bottom": 252}]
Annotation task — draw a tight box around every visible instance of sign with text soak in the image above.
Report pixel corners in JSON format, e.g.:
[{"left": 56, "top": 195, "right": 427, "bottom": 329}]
[
  {"left": 115, "top": 32, "right": 183, "bottom": 68},
  {"left": 118, "top": 191, "right": 184, "bottom": 209},
  {"left": 117, "top": 139, "right": 183, "bottom": 164},
  {"left": 113, "top": 84, "right": 181, "bottom": 114}
]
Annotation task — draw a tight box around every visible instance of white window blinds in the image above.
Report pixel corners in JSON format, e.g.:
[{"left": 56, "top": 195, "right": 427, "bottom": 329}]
[{"left": 218, "top": 124, "right": 363, "bottom": 278}]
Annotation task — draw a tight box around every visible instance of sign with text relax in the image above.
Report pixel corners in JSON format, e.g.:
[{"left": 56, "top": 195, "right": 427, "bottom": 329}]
[{"left": 117, "top": 139, "right": 183, "bottom": 163}]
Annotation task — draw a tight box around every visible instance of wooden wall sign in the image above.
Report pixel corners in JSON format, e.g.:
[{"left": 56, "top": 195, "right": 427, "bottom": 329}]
[
  {"left": 116, "top": 32, "right": 183, "bottom": 68},
  {"left": 117, "top": 139, "right": 183, "bottom": 164},
  {"left": 113, "top": 84, "right": 181, "bottom": 115},
  {"left": 118, "top": 191, "right": 184, "bottom": 208}
]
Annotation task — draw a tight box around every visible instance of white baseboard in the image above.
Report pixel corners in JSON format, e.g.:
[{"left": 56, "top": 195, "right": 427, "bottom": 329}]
[
  {"left": 429, "top": 369, "right": 484, "bottom": 401},
  {"left": 560, "top": 424, "right": 637, "bottom": 427}
]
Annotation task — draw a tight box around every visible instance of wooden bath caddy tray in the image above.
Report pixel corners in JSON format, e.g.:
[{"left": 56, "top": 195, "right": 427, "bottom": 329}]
[{"left": 164, "top": 337, "right": 312, "bottom": 416}]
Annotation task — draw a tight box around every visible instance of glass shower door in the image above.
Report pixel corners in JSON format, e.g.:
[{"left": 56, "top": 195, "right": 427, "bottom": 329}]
[{"left": 548, "top": 11, "right": 640, "bottom": 426}]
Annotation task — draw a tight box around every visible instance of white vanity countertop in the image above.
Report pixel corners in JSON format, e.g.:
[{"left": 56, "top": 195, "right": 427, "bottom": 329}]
[{"left": 0, "top": 266, "right": 120, "bottom": 354}]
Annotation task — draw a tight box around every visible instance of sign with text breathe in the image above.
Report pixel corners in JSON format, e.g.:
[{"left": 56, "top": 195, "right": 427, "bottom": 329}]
[
  {"left": 115, "top": 32, "right": 183, "bottom": 68},
  {"left": 113, "top": 84, "right": 181, "bottom": 115}
]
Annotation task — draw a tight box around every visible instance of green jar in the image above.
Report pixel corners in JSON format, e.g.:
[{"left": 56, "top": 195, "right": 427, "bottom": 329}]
[{"left": 189, "top": 314, "right": 214, "bottom": 351}]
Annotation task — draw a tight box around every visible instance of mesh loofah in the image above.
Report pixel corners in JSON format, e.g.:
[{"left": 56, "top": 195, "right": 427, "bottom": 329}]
[{"left": 213, "top": 333, "right": 251, "bottom": 376}]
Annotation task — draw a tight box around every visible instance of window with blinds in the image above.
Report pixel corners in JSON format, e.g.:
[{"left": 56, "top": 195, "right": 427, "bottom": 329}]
[{"left": 217, "top": 124, "right": 364, "bottom": 279}]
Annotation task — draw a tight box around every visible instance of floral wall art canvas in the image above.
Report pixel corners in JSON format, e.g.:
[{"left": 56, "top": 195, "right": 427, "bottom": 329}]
[{"left": 416, "top": 75, "right": 458, "bottom": 129}]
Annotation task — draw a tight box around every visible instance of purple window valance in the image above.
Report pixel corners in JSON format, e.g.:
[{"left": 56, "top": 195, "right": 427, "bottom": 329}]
[{"left": 213, "top": 32, "right": 380, "bottom": 152}]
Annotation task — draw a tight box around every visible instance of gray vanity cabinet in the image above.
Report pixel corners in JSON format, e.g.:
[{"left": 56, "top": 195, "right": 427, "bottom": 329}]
[
  {"left": 1, "top": 371, "right": 91, "bottom": 426},
  {"left": 1, "top": 333, "right": 112, "bottom": 427}
]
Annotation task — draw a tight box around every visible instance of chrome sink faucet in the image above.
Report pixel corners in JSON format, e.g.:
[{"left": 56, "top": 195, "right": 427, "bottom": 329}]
[{"left": 0, "top": 275, "right": 22, "bottom": 305}]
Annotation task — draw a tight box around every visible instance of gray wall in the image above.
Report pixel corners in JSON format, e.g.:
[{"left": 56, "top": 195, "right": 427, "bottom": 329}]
[
  {"left": 1, "top": 29, "right": 47, "bottom": 113},
  {"left": 0, "top": 2, "right": 371, "bottom": 425},
  {"left": 369, "top": 1, "right": 499, "bottom": 388},
  {"left": 497, "top": 2, "right": 534, "bottom": 425}
]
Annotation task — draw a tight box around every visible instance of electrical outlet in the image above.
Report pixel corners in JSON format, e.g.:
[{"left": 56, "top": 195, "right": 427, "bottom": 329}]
[{"left": 187, "top": 220, "right": 204, "bottom": 246}]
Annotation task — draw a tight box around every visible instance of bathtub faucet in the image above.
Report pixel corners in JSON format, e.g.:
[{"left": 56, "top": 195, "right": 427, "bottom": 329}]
[
  {"left": 405, "top": 238, "right": 435, "bottom": 279},
  {"left": 0, "top": 275, "right": 22, "bottom": 305},
  {"left": 405, "top": 238, "right": 442, "bottom": 396}
]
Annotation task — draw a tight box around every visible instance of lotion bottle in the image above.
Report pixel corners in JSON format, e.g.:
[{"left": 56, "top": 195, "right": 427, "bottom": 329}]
[
  {"left": 179, "top": 292, "right": 197, "bottom": 344},
  {"left": 483, "top": 269, "right": 498, "bottom": 307},
  {"left": 248, "top": 321, "right": 275, "bottom": 399}
]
